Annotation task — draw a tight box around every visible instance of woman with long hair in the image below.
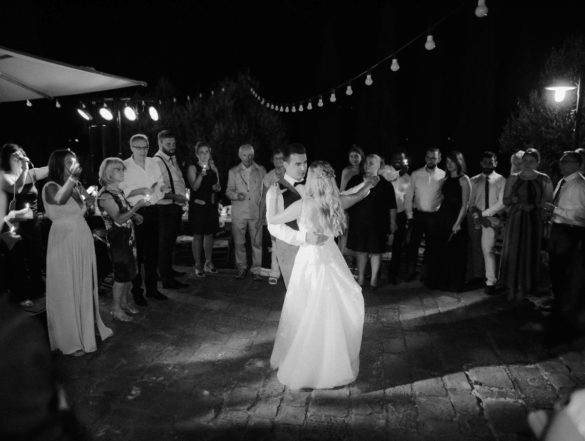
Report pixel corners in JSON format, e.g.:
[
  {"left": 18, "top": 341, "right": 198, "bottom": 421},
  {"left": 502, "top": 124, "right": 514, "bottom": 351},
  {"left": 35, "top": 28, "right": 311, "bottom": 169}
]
[
  {"left": 267, "top": 160, "right": 377, "bottom": 389},
  {"left": 42, "top": 149, "right": 112, "bottom": 356},
  {"left": 424, "top": 151, "right": 471, "bottom": 292}
]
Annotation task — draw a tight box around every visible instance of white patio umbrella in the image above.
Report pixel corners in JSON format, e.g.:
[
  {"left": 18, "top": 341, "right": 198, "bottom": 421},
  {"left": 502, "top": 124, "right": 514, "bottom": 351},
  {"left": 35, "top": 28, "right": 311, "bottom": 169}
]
[{"left": 0, "top": 45, "right": 146, "bottom": 102}]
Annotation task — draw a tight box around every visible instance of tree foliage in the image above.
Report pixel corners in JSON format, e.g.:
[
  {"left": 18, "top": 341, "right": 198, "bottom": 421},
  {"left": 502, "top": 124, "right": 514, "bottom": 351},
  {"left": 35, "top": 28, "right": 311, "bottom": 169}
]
[
  {"left": 499, "top": 36, "right": 585, "bottom": 176},
  {"left": 124, "top": 74, "right": 287, "bottom": 189}
]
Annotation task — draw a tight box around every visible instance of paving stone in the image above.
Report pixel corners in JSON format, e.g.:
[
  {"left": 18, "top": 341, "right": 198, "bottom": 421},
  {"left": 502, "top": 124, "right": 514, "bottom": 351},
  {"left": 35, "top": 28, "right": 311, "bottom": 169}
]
[
  {"left": 413, "top": 377, "right": 447, "bottom": 396},
  {"left": 416, "top": 395, "right": 455, "bottom": 421},
  {"left": 508, "top": 365, "right": 557, "bottom": 409},
  {"left": 443, "top": 372, "right": 472, "bottom": 391},
  {"left": 449, "top": 390, "right": 481, "bottom": 416},
  {"left": 276, "top": 405, "right": 307, "bottom": 425},
  {"left": 250, "top": 398, "right": 281, "bottom": 419},
  {"left": 482, "top": 399, "right": 528, "bottom": 434},
  {"left": 467, "top": 366, "right": 514, "bottom": 389}
]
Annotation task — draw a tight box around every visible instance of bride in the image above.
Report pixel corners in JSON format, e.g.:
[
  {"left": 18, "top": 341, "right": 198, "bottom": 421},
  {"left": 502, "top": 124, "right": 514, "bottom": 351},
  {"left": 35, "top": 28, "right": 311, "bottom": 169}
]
[{"left": 268, "top": 160, "right": 377, "bottom": 389}]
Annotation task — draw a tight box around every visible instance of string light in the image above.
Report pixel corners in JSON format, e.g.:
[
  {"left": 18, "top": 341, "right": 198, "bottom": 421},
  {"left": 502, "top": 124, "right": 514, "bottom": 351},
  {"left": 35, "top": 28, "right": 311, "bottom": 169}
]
[
  {"left": 330, "top": 91, "right": 336, "bottom": 103},
  {"left": 317, "top": 97, "right": 324, "bottom": 107},
  {"left": 346, "top": 85, "right": 353, "bottom": 96},
  {"left": 299, "top": 104, "right": 304, "bottom": 112},
  {"left": 26, "top": 100, "right": 32, "bottom": 107},
  {"left": 391, "top": 58, "right": 400, "bottom": 72},
  {"left": 365, "top": 73, "right": 373, "bottom": 86},
  {"left": 307, "top": 102, "right": 313, "bottom": 110},
  {"left": 425, "top": 35, "right": 436, "bottom": 51},
  {"left": 55, "top": 100, "right": 61, "bottom": 108},
  {"left": 475, "top": 0, "right": 488, "bottom": 17},
  {"left": 285, "top": 106, "right": 289, "bottom": 113}
]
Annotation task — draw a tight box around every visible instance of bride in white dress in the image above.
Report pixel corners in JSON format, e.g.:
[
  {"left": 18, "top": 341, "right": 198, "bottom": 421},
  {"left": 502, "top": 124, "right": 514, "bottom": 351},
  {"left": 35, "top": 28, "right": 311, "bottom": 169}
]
[{"left": 268, "top": 160, "right": 376, "bottom": 389}]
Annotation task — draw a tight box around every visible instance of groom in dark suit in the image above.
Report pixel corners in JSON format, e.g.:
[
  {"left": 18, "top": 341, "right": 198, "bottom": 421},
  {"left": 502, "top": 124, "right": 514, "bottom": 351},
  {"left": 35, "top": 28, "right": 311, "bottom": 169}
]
[{"left": 266, "top": 143, "right": 326, "bottom": 287}]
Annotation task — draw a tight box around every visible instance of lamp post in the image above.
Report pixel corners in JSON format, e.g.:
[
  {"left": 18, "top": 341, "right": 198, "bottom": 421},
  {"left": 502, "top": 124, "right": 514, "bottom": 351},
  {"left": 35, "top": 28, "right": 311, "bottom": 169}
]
[{"left": 546, "top": 70, "right": 583, "bottom": 149}]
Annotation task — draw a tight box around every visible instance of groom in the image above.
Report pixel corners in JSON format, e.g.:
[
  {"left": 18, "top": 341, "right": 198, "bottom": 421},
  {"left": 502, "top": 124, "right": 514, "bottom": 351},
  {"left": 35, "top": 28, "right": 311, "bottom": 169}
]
[{"left": 266, "top": 143, "right": 326, "bottom": 288}]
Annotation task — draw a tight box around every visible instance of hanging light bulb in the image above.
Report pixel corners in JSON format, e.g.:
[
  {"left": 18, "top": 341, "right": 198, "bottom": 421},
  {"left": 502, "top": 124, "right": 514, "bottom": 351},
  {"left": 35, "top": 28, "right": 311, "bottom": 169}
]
[
  {"left": 425, "top": 35, "right": 436, "bottom": 51},
  {"left": 317, "top": 97, "right": 324, "bottom": 107},
  {"left": 279, "top": 106, "right": 284, "bottom": 112},
  {"left": 26, "top": 99, "right": 32, "bottom": 107},
  {"left": 307, "top": 102, "right": 313, "bottom": 110},
  {"left": 299, "top": 104, "right": 304, "bottom": 112},
  {"left": 99, "top": 103, "right": 114, "bottom": 121},
  {"left": 76, "top": 103, "right": 92, "bottom": 121},
  {"left": 292, "top": 105, "right": 297, "bottom": 112},
  {"left": 124, "top": 104, "right": 137, "bottom": 121},
  {"left": 55, "top": 100, "right": 61, "bottom": 109},
  {"left": 330, "top": 91, "right": 336, "bottom": 103},
  {"left": 346, "top": 84, "right": 353, "bottom": 96},
  {"left": 391, "top": 58, "right": 400, "bottom": 72},
  {"left": 148, "top": 105, "right": 159, "bottom": 121},
  {"left": 285, "top": 106, "right": 290, "bottom": 113},
  {"left": 365, "top": 73, "right": 373, "bottom": 86},
  {"left": 475, "top": 0, "right": 488, "bottom": 17}
]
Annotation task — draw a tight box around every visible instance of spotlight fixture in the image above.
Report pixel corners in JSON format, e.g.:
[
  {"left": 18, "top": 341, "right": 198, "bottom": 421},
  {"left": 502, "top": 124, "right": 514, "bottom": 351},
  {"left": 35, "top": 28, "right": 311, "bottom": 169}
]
[
  {"left": 99, "top": 103, "right": 114, "bottom": 121},
  {"left": 148, "top": 105, "right": 159, "bottom": 121},
  {"left": 123, "top": 104, "right": 137, "bottom": 121},
  {"left": 76, "top": 103, "right": 93, "bottom": 121}
]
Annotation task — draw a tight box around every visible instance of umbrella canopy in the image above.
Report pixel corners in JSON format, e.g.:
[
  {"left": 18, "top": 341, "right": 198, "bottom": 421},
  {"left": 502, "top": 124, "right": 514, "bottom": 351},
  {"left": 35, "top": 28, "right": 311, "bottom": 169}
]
[{"left": 0, "top": 45, "right": 146, "bottom": 103}]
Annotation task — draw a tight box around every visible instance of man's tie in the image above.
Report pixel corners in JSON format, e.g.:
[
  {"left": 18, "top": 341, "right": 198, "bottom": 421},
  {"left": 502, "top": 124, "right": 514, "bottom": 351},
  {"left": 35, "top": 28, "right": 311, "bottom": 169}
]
[
  {"left": 484, "top": 176, "right": 490, "bottom": 210},
  {"left": 553, "top": 178, "right": 566, "bottom": 205},
  {"left": 294, "top": 180, "right": 305, "bottom": 187}
]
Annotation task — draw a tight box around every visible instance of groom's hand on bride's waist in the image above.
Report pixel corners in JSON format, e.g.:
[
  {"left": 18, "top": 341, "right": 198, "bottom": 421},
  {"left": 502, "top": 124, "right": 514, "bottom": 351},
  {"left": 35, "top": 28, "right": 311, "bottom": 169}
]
[{"left": 306, "top": 231, "right": 328, "bottom": 246}]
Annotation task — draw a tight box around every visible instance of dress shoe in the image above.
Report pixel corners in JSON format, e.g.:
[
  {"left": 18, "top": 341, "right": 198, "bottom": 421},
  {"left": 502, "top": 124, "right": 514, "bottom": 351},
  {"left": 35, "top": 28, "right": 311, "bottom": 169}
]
[
  {"left": 235, "top": 269, "right": 247, "bottom": 280},
  {"left": 172, "top": 269, "right": 186, "bottom": 277},
  {"left": 146, "top": 290, "right": 169, "bottom": 300},
  {"left": 161, "top": 279, "right": 188, "bottom": 289},
  {"left": 132, "top": 293, "right": 148, "bottom": 307},
  {"left": 484, "top": 285, "right": 500, "bottom": 296},
  {"left": 253, "top": 273, "right": 263, "bottom": 282}
]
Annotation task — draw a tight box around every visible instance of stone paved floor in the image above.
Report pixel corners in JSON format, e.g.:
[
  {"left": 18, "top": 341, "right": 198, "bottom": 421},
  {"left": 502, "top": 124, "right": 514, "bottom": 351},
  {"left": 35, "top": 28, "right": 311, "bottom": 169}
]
[{"left": 55, "top": 267, "right": 585, "bottom": 441}]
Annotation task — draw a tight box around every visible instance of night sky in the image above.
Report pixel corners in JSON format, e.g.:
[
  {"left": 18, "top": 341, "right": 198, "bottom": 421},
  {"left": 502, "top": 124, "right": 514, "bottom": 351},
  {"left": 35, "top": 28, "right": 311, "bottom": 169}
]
[{"left": 2, "top": 0, "right": 585, "bottom": 174}]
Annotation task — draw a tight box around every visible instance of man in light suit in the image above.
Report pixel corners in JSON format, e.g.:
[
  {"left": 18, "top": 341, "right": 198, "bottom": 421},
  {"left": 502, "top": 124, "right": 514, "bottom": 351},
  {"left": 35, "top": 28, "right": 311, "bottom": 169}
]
[{"left": 226, "top": 144, "right": 266, "bottom": 280}]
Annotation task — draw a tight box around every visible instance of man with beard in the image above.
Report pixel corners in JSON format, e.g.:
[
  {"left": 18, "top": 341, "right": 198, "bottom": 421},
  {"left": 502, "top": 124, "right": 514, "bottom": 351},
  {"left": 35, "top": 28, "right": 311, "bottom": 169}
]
[
  {"left": 468, "top": 151, "right": 506, "bottom": 295},
  {"left": 381, "top": 151, "right": 413, "bottom": 285},
  {"left": 154, "top": 130, "right": 189, "bottom": 293},
  {"left": 404, "top": 148, "right": 445, "bottom": 282}
]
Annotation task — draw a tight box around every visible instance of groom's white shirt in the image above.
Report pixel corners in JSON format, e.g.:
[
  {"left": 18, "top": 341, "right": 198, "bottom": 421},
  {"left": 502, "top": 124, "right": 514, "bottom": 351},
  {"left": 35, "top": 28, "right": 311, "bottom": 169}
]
[{"left": 266, "top": 174, "right": 306, "bottom": 246}]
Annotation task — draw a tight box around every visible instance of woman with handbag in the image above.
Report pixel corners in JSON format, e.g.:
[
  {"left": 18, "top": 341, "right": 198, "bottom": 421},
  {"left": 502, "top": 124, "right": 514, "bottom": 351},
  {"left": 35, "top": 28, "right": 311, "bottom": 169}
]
[
  {"left": 42, "top": 149, "right": 112, "bottom": 356},
  {"left": 97, "top": 157, "right": 149, "bottom": 322}
]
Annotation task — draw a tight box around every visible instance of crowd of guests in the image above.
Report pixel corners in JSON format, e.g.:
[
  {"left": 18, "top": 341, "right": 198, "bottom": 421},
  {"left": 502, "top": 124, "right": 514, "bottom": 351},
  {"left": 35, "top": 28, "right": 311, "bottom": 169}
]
[{"left": 1, "top": 131, "right": 585, "bottom": 357}]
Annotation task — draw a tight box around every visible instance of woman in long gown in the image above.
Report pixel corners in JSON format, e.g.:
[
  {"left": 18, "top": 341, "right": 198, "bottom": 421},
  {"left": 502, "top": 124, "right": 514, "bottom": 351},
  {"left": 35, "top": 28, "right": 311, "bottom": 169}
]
[
  {"left": 499, "top": 148, "right": 553, "bottom": 302},
  {"left": 268, "top": 161, "right": 375, "bottom": 390},
  {"left": 425, "top": 151, "right": 471, "bottom": 292},
  {"left": 42, "top": 149, "right": 112, "bottom": 356}
]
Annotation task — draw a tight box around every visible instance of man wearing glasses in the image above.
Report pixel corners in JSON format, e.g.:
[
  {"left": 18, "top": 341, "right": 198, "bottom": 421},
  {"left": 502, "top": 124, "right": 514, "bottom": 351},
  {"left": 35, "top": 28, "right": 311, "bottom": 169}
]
[
  {"left": 404, "top": 147, "right": 445, "bottom": 282},
  {"left": 120, "top": 134, "right": 167, "bottom": 304}
]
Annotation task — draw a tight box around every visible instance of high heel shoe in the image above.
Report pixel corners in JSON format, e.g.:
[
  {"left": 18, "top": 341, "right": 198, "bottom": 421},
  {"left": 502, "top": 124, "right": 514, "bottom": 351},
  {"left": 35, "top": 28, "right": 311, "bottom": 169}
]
[{"left": 122, "top": 305, "right": 140, "bottom": 315}]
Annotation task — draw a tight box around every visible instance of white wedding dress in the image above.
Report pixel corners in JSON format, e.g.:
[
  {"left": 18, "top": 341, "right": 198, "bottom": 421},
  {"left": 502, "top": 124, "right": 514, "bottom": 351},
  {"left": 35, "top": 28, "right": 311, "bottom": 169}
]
[{"left": 270, "top": 199, "right": 364, "bottom": 389}]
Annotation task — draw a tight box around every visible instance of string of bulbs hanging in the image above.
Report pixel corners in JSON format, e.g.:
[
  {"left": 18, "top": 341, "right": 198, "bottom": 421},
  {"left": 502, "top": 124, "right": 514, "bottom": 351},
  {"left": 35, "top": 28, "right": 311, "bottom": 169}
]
[{"left": 251, "top": 0, "right": 488, "bottom": 113}]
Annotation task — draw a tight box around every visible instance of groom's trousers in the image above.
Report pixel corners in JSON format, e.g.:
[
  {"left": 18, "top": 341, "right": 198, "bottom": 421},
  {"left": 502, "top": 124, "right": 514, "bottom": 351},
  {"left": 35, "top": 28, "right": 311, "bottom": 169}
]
[{"left": 274, "top": 238, "right": 299, "bottom": 288}]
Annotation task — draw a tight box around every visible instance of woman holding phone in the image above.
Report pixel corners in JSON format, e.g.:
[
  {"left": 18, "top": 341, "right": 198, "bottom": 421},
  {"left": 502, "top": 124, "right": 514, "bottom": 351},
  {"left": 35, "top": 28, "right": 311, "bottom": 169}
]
[{"left": 187, "top": 141, "right": 221, "bottom": 277}]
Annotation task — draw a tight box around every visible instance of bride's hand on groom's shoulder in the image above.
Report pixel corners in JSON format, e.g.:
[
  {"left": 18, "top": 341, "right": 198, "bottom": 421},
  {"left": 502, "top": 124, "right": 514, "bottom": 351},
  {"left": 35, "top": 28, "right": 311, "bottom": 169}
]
[
  {"left": 364, "top": 175, "right": 380, "bottom": 187},
  {"left": 306, "top": 231, "right": 328, "bottom": 246}
]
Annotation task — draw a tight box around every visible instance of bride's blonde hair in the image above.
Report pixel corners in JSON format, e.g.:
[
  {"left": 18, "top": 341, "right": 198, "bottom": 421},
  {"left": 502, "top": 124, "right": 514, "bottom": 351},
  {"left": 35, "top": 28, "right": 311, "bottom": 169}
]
[{"left": 304, "top": 161, "right": 346, "bottom": 237}]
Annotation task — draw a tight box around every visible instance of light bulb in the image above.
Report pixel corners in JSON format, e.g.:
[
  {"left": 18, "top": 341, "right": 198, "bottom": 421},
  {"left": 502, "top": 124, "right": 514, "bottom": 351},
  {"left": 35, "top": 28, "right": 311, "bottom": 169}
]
[
  {"left": 330, "top": 92, "right": 336, "bottom": 103},
  {"left": 280, "top": 106, "right": 284, "bottom": 112},
  {"left": 307, "top": 102, "right": 313, "bottom": 110},
  {"left": 76, "top": 104, "right": 92, "bottom": 121},
  {"left": 299, "top": 104, "right": 304, "bottom": 112},
  {"left": 99, "top": 104, "right": 113, "bottom": 121},
  {"left": 554, "top": 89, "right": 567, "bottom": 103},
  {"left": 365, "top": 74, "right": 373, "bottom": 86},
  {"left": 285, "top": 106, "right": 290, "bottom": 113},
  {"left": 391, "top": 58, "right": 400, "bottom": 72},
  {"left": 425, "top": 35, "right": 436, "bottom": 51},
  {"left": 26, "top": 99, "right": 32, "bottom": 107},
  {"left": 346, "top": 85, "right": 353, "bottom": 96},
  {"left": 292, "top": 106, "right": 297, "bottom": 112},
  {"left": 318, "top": 97, "right": 324, "bottom": 107},
  {"left": 55, "top": 100, "right": 61, "bottom": 108},
  {"left": 124, "top": 105, "right": 137, "bottom": 121},
  {"left": 475, "top": 0, "right": 488, "bottom": 17},
  {"left": 148, "top": 105, "right": 159, "bottom": 121}
]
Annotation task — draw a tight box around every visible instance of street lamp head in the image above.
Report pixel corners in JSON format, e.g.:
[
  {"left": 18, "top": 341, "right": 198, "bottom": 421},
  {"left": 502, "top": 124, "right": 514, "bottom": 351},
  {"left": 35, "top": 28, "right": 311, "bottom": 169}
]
[{"left": 545, "top": 84, "right": 577, "bottom": 102}]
